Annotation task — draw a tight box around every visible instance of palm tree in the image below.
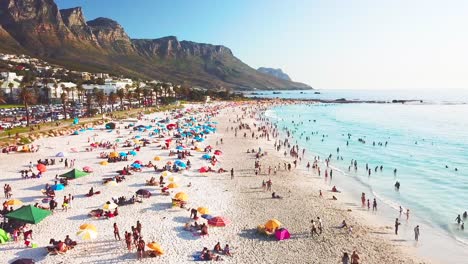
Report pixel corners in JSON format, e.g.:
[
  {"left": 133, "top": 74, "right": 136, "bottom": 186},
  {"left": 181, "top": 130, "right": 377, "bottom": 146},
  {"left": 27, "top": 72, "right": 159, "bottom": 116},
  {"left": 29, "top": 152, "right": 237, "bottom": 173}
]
[
  {"left": 0, "top": 87, "right": 6, "bottom": 104},
  {"left": 134, "top": 87, "right": 142, "bottom": 108},
  {"left": 94, "top": 90, "right": 107, "bottom": 114},
  {"left": 85, "top": 91, "right": 93, "bottom": 116},
  {"left": 117, "top": 88, "right": 125, "bottom": 110},
  {"left": 153, "top": 83, "right": 162, "bottom": 106},
  {"left": 60, "top": 92, "right": 68, "bottom": 120},
  {"left": 162, "top": 83, "right": 171, "bottom": 98},
  {"left": 77, "top": 84, "right": 85, "bottom": 103},
  {"left": 142, "top": 88, "right": 150, "bottom": 109},
  {"left": 71, "top": 86, "right": 76, "bottom": 102},
  {"left": 18, "top": 86, "right": 37, "bottom": 126},
  {"left": 108, "top": 92, "right": 118, "bottom": 112},
  {"left": 8, "top": 82, "right": 14, "bottom": 100}
]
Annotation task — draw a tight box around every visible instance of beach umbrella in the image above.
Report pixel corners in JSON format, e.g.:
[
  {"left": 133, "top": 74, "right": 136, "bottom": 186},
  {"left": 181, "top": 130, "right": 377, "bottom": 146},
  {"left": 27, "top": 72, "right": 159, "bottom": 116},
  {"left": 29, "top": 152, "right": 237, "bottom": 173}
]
[
  {"left": 174, "top": 192, "right": 189, "bottom": 201},
  {"left": 154, "top": 156, "right": 162, "bottom": 161},
  {"left": 100, "top": 161, "right": 109, "bottom": 166},
  {"left": 214, "top": 150, "right": 222, "bottom": 155},
  {"left": 103, "top": 202, "right": 118, "bottom": 211},
  {"left": 59, "top": 169, "right": 89, "bottom": 179},
  {"left": 52, "top": 184, "right": 65, "bottom": 191},
  {"left": 129, "top": 150, "right": 137, "bottom": 156},
  {"left": 197, "top": 207, "right": 210, "bottom": 215},
  {"left": 79, "top": 223, "right": 97, "bottom": 232},
  {"left": 55, "top": 152, "right": 66, "bottom": 157},
  {"left": 208, "top": 216, "right": 231, "bottom": 227},
  {"left": 77, "top": 229, "right": 98, "bottom": 240},
  {"left": 176, "top": 145, "right": 184, "bottom": 150},
  {"left": 36, "top": 164, "right": 46, "bottom": 173},
  {"left": 70, "top": 148, "right": 78, "bottom": 152},
  {"left": 119, "top": 152, "right": 127, "bottom": 157},
  {"left": 105, "top": 122, "right": 116, "bottom": 129},
  {"left": 5, "top": 205, "right": 51, "bottom": 224},
  {"left": 202, "top": 154, "right": 211, "bottom": 160},
  {"left": 135, "top": 135, "right": 142, "bottom": 139},
  {"left": 201, "top": 214, "right": 214, "bottom": 220},
  {"left": 10, "top": 259, "right": 35, "bottom": 264},
  {"left": 161, "top": 171, "right": 171, "bottom": 177},
  {"left": 167, "top": 182, "right": 179, "bottom": 189},
  {"left": 199, "top": 167, "right": 208, "bottom": 173},
  {"left": 82, "top": 166, "right": 93, "bottom": 173},
  {"left": 265, "top": 219, "right": 282, "bottom": 230},
  {"left": 134, "top": 160, "right": 142, "bottom": 164},
  {"left": 6, "top": 199, "right": 23, "bottom": 206},
  {"left": 147, "top": 241, "right": 164, "bottom": 255},
  {"left": 275, "top": 228, "right": 291, "bottom": 241},
  {"left": 109, "top": 152, "right": 119, "bottom": 158},
  {"left": 105, "top": 180, "right": 117, "bottom": 186},
  {"left": 0, "top": 228, "right": 10, "bottom": 244},
  {"left": 115, "top": 138, "right": 121, "bottom": 143}
]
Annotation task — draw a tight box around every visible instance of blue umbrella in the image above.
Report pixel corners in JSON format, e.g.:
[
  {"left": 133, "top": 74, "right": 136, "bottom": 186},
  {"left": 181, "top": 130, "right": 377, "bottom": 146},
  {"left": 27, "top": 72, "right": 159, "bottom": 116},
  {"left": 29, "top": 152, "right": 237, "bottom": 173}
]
[
  {"left": 176, "top": 146, "right": 184, "bottom": 150},
  {"left": 52, "top": 184, "right": 65, "bottom": 191},
  {"left": 129, "top": 150, "right": 137, "bottom": 156},
  {"left": 132, "top": 163, "right": 142, "bottom": 169},
  {"left": 135, "top": 135, "right": 141, "bottom": 139},
  {"left": 202, "top": 154, "right": 211, "bottom": 160},
  {"left": 175, "top": 160, "right": 187, "bottom": 168},
  {"left": 119, "top": 152, "right": 127, "bottom": 157}
]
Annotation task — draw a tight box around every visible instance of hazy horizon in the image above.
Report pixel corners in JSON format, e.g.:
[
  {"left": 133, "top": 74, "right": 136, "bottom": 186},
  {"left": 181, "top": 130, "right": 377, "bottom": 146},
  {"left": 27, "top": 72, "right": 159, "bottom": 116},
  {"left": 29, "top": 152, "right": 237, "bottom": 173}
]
[{"left": 56, "top": 0, "right": 468, "bottom": 90}]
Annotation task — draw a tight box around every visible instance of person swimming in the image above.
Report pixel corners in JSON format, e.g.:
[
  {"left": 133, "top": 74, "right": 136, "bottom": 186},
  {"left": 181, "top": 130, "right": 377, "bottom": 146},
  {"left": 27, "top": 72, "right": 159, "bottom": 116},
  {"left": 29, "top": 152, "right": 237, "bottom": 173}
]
[{"left": 394, "top": 181, "right": 400, "bottom": 191}]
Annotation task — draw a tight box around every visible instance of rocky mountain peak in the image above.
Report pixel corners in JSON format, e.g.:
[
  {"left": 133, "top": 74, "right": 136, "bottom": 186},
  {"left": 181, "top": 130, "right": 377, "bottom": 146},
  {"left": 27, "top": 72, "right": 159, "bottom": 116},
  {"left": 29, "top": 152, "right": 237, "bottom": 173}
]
[
  {"left": 87, "top": 17, "right": 134, "bottom": 53},
  {"left": 257, "top": 67, "right": 292, "bottom": 81},
  {"left": 60, "top": 7, "right": 97, "bottom": 43}
]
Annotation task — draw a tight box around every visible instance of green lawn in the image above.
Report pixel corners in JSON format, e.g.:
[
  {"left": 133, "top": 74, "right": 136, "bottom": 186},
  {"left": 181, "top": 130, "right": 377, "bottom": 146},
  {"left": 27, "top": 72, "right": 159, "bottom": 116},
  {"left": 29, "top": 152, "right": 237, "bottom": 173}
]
[{"left": 0, "top": 104, "right": 23, "bottom": 109}]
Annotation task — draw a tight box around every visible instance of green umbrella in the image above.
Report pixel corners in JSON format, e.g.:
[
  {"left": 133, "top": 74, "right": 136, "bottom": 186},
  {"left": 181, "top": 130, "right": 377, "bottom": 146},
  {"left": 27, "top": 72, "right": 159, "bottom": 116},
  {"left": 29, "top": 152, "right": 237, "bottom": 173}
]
[
  {"left": 59, "top": 169, "right": 89, "bottom": 179},
  {"left": 5, "top": 205, "right": 51, "bottom": 224},
  {"left": 0, "top": 228, "right": 10, "bottom": 244}
]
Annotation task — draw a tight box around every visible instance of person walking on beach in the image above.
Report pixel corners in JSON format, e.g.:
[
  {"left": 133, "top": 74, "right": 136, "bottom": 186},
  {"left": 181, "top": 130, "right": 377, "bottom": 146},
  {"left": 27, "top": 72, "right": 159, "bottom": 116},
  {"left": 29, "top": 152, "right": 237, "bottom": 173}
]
[
  {"left": 372, "top": 198, "right": 377, "bottom": 211},
  {"left": 395, "top": 218, "right": 401, "bottom": 235},
  {"left": 137, "top": 237, "right": 145, "bottom": 260},
  {"left": 342, "top": 252, "right": 350, "bottom": 264},
  {"left": 414, "top": 225, "right": 420, "bottom": 241},
  {"left": 125, "top": 231, "right": 132, "bottom": 251},
  {"left": 317, "top": 217, "right": 323, "bottom": 234},
  {"left": 310, "top": 220, "right": 319, "bottom": 236},
  {"left": 361, "top": 193, "right": 366, "bottom": 207},
  {"left": 351, "top": 251, "right": 360, "bottom": 264},
  {"left": 113, "top": 223, "right": 121, "bottom": 240},
  {"left": 456, "top": 214, "right": 462, "bottom": 225},
  {"left": 230, "top": 168, "right": 234, "bottom": 180}
]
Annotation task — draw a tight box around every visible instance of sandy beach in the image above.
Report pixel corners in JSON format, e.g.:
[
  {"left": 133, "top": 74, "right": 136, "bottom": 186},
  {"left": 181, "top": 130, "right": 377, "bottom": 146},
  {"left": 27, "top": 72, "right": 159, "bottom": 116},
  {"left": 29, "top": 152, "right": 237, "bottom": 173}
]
[{"left": 0, "top": 102, "right": 429, "bottom": 263}]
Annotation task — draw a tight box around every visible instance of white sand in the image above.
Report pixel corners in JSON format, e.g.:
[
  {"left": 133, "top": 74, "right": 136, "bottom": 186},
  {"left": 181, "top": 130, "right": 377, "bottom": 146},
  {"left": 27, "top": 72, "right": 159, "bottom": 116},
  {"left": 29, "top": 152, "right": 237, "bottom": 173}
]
[{"left": 0, "top": 102, "right": 429, "bottom": 263}]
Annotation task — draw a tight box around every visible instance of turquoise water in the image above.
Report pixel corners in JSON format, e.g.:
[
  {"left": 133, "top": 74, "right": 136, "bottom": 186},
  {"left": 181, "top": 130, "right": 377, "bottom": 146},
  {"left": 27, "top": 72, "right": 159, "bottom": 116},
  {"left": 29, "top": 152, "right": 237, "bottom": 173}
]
[{"left": 268, "top": 103, "right": 468, "bottom": 245}]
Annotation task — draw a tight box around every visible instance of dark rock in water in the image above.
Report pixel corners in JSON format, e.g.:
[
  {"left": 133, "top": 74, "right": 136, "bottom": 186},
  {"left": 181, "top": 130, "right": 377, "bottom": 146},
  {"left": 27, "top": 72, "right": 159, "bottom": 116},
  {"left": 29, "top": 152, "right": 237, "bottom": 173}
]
[
  {"left": 314, "top": 92, "right": 321, "bottom": 94},
  {"left": 272, "top": 92, "right": 282, "bottom": 94},
  {"left": 335, "top": 98, "right": 347, "bottom": 102}
]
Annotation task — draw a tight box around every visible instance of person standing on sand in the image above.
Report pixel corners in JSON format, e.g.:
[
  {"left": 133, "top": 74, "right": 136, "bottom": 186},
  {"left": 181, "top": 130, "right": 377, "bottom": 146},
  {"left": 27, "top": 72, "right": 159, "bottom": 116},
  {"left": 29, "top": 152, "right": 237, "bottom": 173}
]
[
  {"left": 137, "top": 237, "right": 145, "bottom": 260},
  {"left": 414, "top": 225, "right": 420, "bottom": 241},
  {"left": 114, "top": 223, "right": 121, "bottom": 240},
  {"left": 351, "top": 251, "right": 360, "bottom": 264},
  {"left": 372, "top": 198, "right": 377, "bottom": 211},
  {"left": 395, "top": 218, "right": 401, "bottom": 235},
  {"left": 317, "top": 217, "right": 323, "bottom": 234},
  {"left": 342, "top": 252, "right": 350, "bottom": 264},
  {"left": 310, "top": 220, "right": 319, "bottom": 236},
  {"left": 361, "top": 193, "right": 366, "bottom": 207},
  {"left": 230, "top": 168, "right": 234, "bottom": 180}
]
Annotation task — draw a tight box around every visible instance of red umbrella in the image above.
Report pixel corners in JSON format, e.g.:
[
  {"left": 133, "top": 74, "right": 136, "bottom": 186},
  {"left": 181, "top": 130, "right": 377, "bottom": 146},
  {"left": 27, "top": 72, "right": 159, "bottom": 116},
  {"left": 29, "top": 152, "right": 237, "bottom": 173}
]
[
  {"left": 199, "top": 167, "right": 208, "bottom": 173},
  {"left": 214, "top": 150, "right": 222, "bottom": 155},
  {"left": 208, "top": 216, "right": 231, "bottom": 227},
  {"left": 36, "top": 164, "right": 46, "bottom": 173},
  {"left": 134, "top": 160, "right": 142, "bottom": 164}
]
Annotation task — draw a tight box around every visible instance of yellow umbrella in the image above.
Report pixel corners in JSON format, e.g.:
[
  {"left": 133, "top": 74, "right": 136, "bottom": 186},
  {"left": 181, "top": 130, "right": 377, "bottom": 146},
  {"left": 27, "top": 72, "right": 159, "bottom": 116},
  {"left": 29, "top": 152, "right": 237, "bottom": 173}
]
[
  {"left": 77, "top": 229, "right": 98, "bottom": 240},
  {"left": 147, "top": 241, "right": 164, "bottom": 255},
  {"left": 105, "top": 180, "right": 118, "bottom": 186},
  {"left": 154, "top": 156, "right": 162, "bottom": 161},
  {"left": 79, "top": 223, "right": 97, "bottom": 232},
  {"left": 174, "top": 192, "right": 189, "bottom": 201},
  {"left": 100, "top": 161, "right": 109, "bottom": 166},
  {"left": 161, "top": 171, "right": 171, "bottom": 177},
  {"left": 196, "top": 147, "right": 203, "bottom": 152},
  {"left": 167, "top": 182, "right": 179, "bottom": 189},
  {"left": 133, "top": 139, "right": 141, "bottom": 144},
  {"left": 109, "top": 152, "right": 119, "bottom": 158},
  {"left": 197, "top": 207, "right": 210, "bottom": 214},
  {"left": 103, "top": 202, "right": 118, "bottom": 211},
  {"left": 6, "top": 199, "right": 22, "bottom": 206},
  {"left": 168, "top": 175, "right": 178, "bottom": 182},
  {"left": 265, "top": 219, "right": 281, "bottom": 230}
]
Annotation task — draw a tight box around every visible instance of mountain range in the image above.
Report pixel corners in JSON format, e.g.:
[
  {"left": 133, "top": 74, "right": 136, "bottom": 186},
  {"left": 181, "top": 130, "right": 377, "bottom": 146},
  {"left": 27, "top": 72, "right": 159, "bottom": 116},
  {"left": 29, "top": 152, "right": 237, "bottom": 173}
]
[
  {"left": 257, "top": 67, "right": 292, "bottom": 81},
  {"left": 0, "top": 0, "right": 311, "bottom": 90}
]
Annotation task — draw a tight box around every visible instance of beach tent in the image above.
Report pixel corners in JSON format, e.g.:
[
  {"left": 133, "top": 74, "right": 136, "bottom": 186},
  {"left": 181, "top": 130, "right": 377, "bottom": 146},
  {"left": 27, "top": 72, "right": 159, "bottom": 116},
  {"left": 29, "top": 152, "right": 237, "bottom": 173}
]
[
  {"left": 0, "top": 228, "right": 10, "bottom": 244},
  {"left": 105, "top": 122, "right": 116, "bottom": 129},
  {"left": 5, "top": 205, "right": 51, "bottom": 224},
  {"left": 275, "top": 228, "right": 291, "bottom": 241},
  {"left": 59, "top": 169, "right": 89, "bottom": 179},
  {"left": 55, "top": 152, "right": 67, "bottom": 157},
  {"left": 147, "top": 242, "right": 164, "bottom": 255},
  {"left": 208, "top": 216, "right": 231, "bottom": 227}
]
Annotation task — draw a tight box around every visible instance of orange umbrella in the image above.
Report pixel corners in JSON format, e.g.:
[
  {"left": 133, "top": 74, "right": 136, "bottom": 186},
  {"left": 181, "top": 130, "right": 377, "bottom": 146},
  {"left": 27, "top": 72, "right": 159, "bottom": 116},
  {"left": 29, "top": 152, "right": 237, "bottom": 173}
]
[{"left": 36, "top": 164, "right": 46, "bottom": 173}]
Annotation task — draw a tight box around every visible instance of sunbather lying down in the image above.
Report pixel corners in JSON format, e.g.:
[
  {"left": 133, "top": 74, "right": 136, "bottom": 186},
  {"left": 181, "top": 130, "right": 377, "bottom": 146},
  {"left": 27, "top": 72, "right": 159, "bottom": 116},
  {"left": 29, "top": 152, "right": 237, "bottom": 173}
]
[{"left": 271, "top": 192, "right": 282, "bottom": 199}]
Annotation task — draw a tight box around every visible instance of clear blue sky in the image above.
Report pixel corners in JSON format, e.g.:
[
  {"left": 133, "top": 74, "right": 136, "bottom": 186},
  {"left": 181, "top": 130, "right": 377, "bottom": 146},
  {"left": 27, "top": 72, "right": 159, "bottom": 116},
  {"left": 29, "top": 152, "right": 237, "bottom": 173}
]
[{"left": 56, "top": 0, "right": 468, "bottom": 90}]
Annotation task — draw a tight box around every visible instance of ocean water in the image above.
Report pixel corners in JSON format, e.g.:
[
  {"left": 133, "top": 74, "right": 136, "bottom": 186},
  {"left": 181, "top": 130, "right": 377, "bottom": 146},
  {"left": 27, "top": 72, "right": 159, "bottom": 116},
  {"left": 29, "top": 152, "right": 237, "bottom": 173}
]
[{"left": 266, "top": 98, "right": 468, "bottom": 252}]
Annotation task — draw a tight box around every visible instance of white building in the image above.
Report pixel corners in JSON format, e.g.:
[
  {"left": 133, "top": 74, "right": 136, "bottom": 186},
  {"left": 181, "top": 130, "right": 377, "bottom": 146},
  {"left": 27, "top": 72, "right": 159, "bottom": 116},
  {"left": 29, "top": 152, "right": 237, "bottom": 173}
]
[
  {"left": 0, "top": 72, "right": 23, "bottom": 94},
  {"left": 83, "top": 84, "right": 118, "bottom": 95},
  {"left": 46, "top": 82, "right": 77, "bottom": 100}
]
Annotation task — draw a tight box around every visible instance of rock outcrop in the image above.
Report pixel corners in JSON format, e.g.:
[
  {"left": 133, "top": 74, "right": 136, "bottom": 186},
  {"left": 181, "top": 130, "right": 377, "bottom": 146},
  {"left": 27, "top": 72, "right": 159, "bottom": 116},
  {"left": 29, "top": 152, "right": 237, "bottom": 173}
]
[{"left": 257, "top": 67, "right": 292, "bottom": 81}]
